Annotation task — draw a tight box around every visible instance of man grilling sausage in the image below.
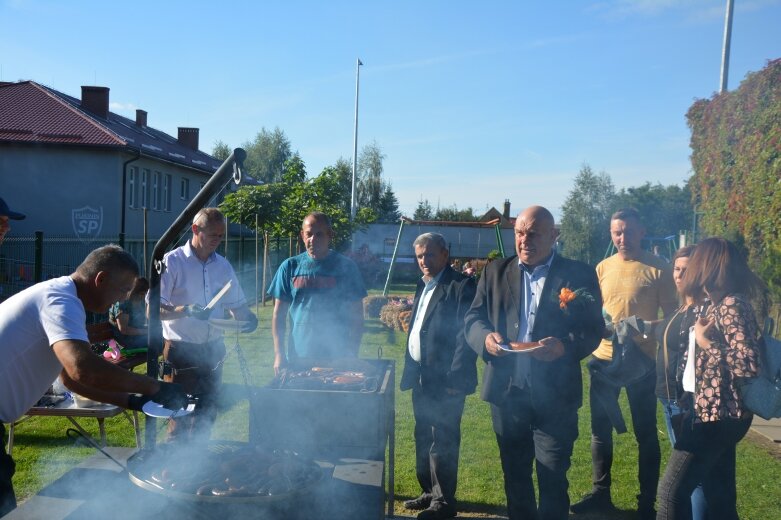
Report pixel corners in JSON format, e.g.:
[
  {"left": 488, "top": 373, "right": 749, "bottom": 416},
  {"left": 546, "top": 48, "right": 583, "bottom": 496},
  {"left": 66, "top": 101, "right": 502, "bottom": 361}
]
[{"left": 0, "top": 245, "right": 189, "bottom": 516}]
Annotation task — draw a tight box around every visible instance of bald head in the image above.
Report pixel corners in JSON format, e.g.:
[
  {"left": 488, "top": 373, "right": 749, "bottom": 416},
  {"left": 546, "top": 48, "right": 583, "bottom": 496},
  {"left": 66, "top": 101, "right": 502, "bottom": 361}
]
[
  {"left": 514, "top": 205, "right": 557, "bottom": 267},
  {"left": 518, "top": 206, "right": 554, "bottom": 227}
]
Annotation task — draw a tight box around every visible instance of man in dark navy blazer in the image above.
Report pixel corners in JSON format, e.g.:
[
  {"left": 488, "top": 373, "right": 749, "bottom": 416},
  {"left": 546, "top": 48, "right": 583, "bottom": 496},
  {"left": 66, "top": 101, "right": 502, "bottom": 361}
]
[
  {"left": 400, "top": 232, "right": 477, "bottom": 520},
  {"left": 464, "top": 206, "right": 603, "bottom": 520}
]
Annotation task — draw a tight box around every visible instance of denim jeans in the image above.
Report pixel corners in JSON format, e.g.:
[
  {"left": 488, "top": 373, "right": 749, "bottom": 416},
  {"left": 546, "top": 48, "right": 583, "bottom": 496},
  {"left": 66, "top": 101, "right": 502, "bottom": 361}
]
[
  {"left": 660, "top": 398, "right": 707, "bottom": 520},
  {"left": 657, "top": 414, "right": 751, "bottom": 520},
  {"left": 589, "top": 366, "right": 660, "bottom": 509}
]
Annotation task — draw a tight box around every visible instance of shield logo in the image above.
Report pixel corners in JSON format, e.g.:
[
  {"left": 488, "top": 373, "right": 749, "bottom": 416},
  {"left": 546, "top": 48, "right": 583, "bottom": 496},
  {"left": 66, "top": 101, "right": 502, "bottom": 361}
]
[{"left": 72, "top": 206, "right": 104, "bottom": 242}]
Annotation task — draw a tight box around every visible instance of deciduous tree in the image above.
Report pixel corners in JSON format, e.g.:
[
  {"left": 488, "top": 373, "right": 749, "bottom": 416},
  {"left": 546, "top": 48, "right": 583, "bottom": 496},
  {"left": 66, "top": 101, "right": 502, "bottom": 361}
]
[
  {"left": 559, "top": 164, "right": 615, "bottom": 265},
  {"left": 212, "top": 140, "right": 231, "bottom": 161},
  {"left": 241, "top": 127, "right": 292, "bottom": 184},
  {"left": 614, "top": 182, "right": 693, "bottom": 240}
]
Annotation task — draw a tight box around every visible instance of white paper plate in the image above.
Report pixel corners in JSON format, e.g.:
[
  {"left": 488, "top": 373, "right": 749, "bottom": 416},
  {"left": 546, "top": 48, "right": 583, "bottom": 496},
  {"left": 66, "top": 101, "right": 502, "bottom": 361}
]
[
  {"left": 208, "top": 318, "right": 249, "bottom": 331},
  {"left": 142, "top": 400, "right": 196, "bottom": 418},
  {"left": 497, "top": 343, "right": 545, "bottom": 354}
]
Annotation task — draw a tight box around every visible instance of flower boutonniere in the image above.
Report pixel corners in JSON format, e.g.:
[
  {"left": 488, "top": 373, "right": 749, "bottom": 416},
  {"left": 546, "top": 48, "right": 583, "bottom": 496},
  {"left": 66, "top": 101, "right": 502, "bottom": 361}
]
[{"left": 557, "top": 287, "right": 595, "bottom": 315}]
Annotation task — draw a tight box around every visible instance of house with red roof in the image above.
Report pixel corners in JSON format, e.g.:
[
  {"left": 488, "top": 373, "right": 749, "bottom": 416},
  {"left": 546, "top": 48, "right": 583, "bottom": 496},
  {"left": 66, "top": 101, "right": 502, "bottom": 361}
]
[{"left": 0, "top": 80, "right": 224, "bottom": 239}]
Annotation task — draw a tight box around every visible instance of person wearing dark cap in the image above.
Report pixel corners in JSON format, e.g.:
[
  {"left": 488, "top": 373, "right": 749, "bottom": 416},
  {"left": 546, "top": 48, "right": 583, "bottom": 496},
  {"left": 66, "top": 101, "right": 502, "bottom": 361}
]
[{"left": 0, "top": 197, "right": 26, "bottom": 245}]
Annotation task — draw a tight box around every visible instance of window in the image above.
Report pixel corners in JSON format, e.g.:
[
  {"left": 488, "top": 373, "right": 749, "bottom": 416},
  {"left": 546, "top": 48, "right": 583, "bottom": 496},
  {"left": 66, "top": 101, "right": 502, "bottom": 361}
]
[
  {"left": 128, "top": 167, "right": 137, "bottom": 208},
  {"left": 180, "top": 178, "right": 189, "bottom": 200},
  {"left": 141, "top": 168, "right": 150, "bottom": 208},
  {"left": 163, "top": 174, "right": 172, "bottom": 211},
  {"left": 152, "top": 171, "right": 161, "bottom": 210}
]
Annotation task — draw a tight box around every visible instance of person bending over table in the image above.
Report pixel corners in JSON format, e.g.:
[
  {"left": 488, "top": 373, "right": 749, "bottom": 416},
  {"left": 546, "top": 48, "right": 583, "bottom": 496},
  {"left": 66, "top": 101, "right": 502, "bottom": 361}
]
[{"left": 0, "top": 245, "right": 188, "bottom": 517}]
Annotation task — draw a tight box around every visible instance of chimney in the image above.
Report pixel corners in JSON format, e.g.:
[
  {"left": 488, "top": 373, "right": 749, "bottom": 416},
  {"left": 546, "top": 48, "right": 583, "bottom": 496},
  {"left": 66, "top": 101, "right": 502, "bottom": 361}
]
[
  {"left": 80, "top": 86, "right": 109, "bottom": 119},
  {"left": 177, "top": 127, "right": 199, "bottom": 151},
  {"left": 503, "top": 199, "right": 511, "bottom": 219},
  {"left": 135, "top": 109, "right": 147, "bottom": 127}
]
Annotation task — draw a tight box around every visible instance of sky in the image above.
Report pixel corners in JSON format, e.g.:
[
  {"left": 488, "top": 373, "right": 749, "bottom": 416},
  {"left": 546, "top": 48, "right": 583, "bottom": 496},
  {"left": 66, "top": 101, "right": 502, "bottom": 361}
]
[{"left": 2, "top": 0, "right": 780, "bottom": 221}]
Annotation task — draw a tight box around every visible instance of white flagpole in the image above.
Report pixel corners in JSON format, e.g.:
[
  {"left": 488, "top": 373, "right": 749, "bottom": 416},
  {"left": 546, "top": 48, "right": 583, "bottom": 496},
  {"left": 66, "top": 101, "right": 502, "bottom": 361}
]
[{"left": 351, "top": 58, "right": 363, "bottom": 221}]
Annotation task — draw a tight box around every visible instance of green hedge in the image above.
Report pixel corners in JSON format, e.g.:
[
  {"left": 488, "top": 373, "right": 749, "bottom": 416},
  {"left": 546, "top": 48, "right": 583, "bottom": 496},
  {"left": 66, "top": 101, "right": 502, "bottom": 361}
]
[{"left": 687, "top": 58, "right": 781, "bottom": 301}]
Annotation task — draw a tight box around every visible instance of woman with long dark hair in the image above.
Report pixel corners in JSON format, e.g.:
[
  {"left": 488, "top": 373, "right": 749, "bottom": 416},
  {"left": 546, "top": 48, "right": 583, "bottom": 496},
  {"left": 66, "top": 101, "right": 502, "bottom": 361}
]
[{"left": 656, "top": 238, "right": 768, "bottom": 519}]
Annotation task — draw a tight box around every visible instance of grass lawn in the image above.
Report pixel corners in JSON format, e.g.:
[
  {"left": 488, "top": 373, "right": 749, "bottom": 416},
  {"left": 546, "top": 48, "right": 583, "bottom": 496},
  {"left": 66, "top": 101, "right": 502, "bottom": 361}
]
[{"left": 8, "top": 289, "right": 781, "bottom": 518}]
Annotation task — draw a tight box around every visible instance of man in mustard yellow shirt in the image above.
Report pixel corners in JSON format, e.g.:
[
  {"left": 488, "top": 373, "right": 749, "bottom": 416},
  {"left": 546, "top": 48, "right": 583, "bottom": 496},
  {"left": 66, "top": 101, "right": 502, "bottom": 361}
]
[{"left": 571, "top": 208, "right": 677, "bottom": 520}]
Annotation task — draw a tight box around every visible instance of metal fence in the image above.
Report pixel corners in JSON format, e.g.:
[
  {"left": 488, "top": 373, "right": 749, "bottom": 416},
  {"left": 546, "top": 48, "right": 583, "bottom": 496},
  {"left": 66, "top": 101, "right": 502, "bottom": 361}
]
[{"left": 0, "top": 232, "right": 307, "bottom": 305}]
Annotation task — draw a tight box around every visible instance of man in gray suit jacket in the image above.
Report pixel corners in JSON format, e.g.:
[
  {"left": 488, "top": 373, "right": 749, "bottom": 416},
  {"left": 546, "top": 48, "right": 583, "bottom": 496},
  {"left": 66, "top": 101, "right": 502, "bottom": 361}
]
[
  {"left": 464, "top": 206, "right": 603, "bottom": 520},
  {"left": 400, "top": 233, "right": 477, "bottom": 520}
]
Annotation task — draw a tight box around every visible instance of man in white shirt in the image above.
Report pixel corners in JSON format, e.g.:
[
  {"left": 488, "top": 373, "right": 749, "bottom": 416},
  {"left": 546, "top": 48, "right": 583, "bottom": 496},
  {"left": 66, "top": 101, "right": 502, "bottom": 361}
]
[
  {"left": 158, "top": 207, "right": 257, "bottom": 441},
  {"left": 400, "top": 233, "right": 477, "bottom": 520},
  {"left": 0, "top": 245, "right": 188, "bottom": 516}
]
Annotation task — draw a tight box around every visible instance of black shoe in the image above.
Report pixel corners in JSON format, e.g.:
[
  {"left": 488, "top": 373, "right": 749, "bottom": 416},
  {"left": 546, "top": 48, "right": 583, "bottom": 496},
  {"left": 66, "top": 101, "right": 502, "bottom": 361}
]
[
  {"left": 417, "top": 502, "right": 457, "bottom": 520},
  {"left": 638, "top": 505, "right": 656, "bottom": 520},
  {"left": 570, "top": 491, "right": 616, "bottom": 514},
  {"left": 637, "top": 493, "right": 656, "bottom": 520},
  {"left": 404, "top": 493, "right": 433, "bottom": 510}
]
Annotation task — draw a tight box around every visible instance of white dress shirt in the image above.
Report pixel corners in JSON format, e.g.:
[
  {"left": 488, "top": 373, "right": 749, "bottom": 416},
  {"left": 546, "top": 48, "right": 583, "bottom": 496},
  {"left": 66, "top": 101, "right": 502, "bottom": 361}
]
[
  {"left": 159, "top": 240, "right": 246, "bottom": 343},
  {"left": 408, "top": 271, "right": 443, "bottom": 362}
]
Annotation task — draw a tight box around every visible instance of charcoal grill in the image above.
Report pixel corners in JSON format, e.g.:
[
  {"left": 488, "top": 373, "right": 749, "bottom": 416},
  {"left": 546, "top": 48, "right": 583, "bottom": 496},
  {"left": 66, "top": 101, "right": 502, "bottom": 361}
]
[
  {"left": 251, "top": 358, "right": 396, "bottom": 515},
  {"left": 126, "top": 440, "right": 323, "bottom": 504}
]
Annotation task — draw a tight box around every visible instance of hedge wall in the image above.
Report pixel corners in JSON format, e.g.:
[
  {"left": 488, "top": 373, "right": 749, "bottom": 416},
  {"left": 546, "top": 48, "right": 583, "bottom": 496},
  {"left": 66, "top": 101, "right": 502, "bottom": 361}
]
[{"left": 687, "top": 58, "right": 781, "bottom": 302}]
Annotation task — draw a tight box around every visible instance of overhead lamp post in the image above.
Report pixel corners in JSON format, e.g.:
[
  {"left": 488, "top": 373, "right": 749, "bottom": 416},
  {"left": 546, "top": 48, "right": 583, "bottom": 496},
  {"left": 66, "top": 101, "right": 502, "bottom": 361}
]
[{"left": 351, "top": 58, "right": 363, "bottom": 221}]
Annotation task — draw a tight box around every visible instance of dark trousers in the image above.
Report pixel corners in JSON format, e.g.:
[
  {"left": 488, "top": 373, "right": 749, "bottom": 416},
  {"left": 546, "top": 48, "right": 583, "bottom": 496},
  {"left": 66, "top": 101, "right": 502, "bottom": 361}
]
[
  {"left": 493, "top": 387, "right": 579, "bottom": 520},
  {"left": 163, "top": 339, "right": 225, "bottom": 442},
  {"left": 589, "top": 366, "right": 660, "bottom": 508},
  {"left": 412, "top": 386, "right": 466, "bottom": 509},
  {"left": 657, "top": 412, "right": 751, "bottom": 520},
  {"left": 0, "top": 423, "right": 16, "bottom": 517}
]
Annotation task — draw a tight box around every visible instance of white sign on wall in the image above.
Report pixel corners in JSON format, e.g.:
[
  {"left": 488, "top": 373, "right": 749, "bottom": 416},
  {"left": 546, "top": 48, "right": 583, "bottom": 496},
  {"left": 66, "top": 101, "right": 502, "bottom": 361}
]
[{"left": 72, "top": 206, "right": 103, "bottom": 242}]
